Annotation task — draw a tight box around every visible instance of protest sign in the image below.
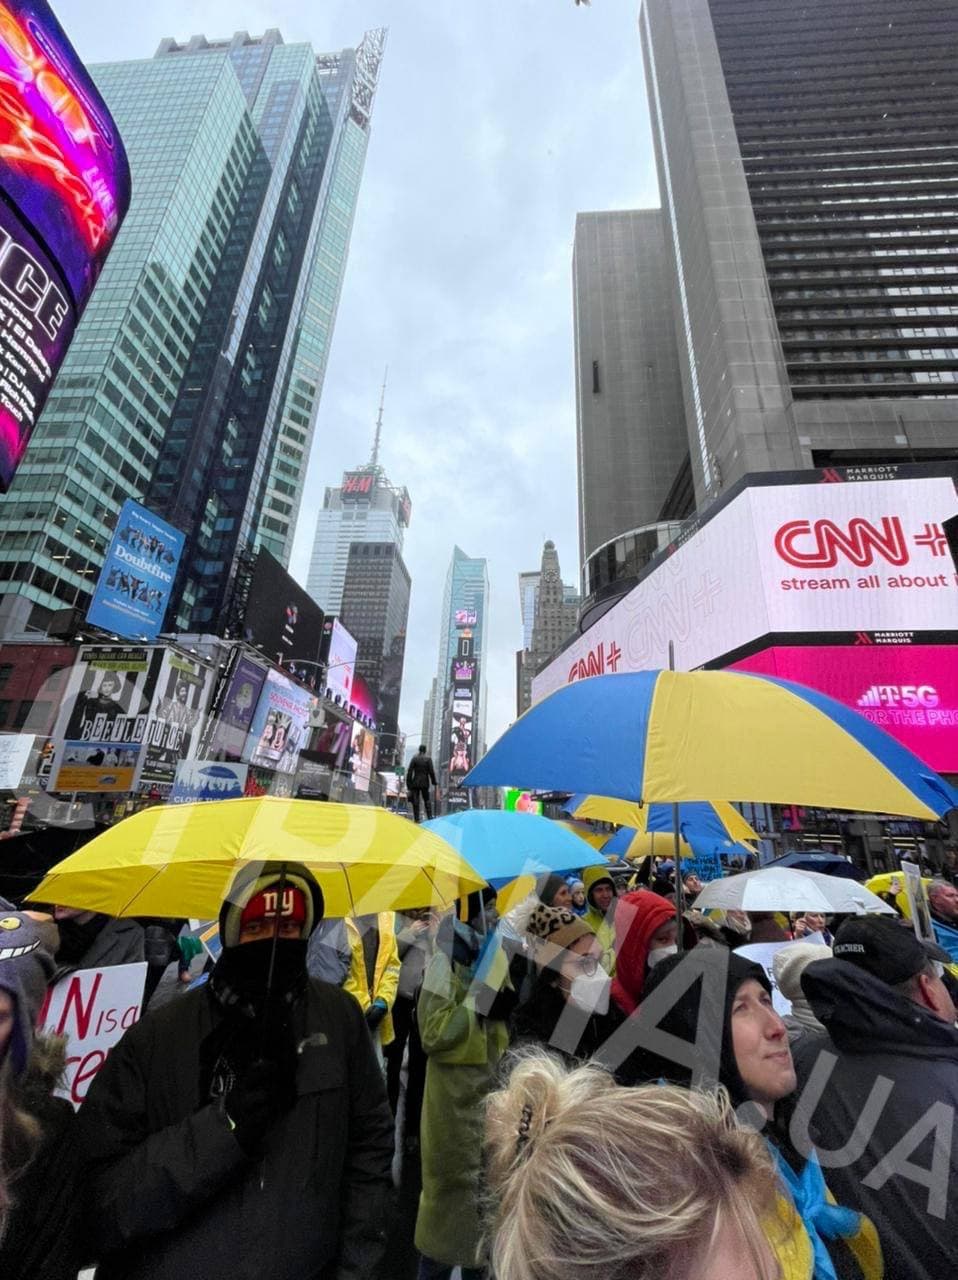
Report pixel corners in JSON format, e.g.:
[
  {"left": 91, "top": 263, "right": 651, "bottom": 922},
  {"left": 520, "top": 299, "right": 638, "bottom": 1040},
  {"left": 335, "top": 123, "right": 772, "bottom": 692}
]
[
  {"left": 902, "top": 861, "right": 936, "bottom": 944},
  {"left": 37, "top": 961, "right": 147, "bottom": 1107}
]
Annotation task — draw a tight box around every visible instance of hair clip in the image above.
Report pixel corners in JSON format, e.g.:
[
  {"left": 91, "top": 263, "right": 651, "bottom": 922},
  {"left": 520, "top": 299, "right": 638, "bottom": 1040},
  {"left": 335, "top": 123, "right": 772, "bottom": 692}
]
[{"left": 516, "top": 1102, "right": 534, "bottom": 1155}]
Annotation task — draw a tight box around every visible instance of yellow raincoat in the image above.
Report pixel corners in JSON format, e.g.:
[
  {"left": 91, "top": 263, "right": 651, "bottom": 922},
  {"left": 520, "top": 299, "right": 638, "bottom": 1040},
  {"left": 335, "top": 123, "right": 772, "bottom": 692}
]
[{"left": 343, "top": 912, "right": 400, "bottom": 1046}]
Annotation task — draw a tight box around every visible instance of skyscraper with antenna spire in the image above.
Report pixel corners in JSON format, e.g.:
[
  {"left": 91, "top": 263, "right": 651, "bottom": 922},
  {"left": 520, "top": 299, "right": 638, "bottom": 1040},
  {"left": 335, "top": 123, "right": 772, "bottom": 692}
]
[{"left": 305, "top": 374, "right": 411, "bottom": 616}]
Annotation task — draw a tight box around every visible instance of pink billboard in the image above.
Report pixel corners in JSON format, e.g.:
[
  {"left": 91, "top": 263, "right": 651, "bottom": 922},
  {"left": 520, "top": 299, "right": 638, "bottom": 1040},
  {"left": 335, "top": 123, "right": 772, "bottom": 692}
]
[{"left": 729, "top": 645, "right": 958, "bottom": 774}]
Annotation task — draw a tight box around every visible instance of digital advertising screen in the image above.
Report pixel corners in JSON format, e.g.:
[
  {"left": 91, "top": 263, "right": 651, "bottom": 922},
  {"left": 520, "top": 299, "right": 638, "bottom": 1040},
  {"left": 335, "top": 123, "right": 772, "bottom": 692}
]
[
  {"left": 449, "top": 695, "right": 473, "bottom": 780},
  {"left": 348, "top": 672, "right": 377, "bottom": 725},
  {"left": 321, "top": 617, "right": 357, "bottom": 704},
  {"left": 729, "top": 643, "right": 958, "bottom": 774},
  {"left": 503, "top": 788, "right": 544, "bottom": 816},
  {"left": 349, "top": 721, "right": 374, "bottom": 792},
  {"left": 242, "top": 548, "right": 325, "bottom": 675},
  {"left": 0, "top": 1, "right": 131, "bottom": 490},
  {"left": 86, "top": 500, "right": 185, "bottom": 641},
  {"left": 310, "top": 708, "right": 352, "bottom": 771},
  {"left": 341, "top": 471, "right": 375, "bottom": 498},
  {"left": 455, "top": 609, "right": 477, "bottom": 628},
  {"left": 245, "top": 669, "right": 314, "bottom": 775},
  {"left": 205, "top": 654, "right": 268, "bottom": 761},
  {"left": 533, "top": 470, "right": 958, "bottom": 704},
  {"left": 453, "top": 659, "right": 476, "bottom": 684}
]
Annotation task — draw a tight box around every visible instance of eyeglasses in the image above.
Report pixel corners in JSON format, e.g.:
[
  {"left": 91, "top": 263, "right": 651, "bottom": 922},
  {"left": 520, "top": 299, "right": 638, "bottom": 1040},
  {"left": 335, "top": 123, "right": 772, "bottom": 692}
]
[{"left": 568, "top": 954, "right": 600, "bottom": 977}]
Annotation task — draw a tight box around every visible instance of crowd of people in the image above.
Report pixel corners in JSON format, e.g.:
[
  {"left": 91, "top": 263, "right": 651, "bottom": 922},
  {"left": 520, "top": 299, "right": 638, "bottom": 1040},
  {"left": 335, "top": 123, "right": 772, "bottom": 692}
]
[{"left": 0, "top": 851, "right": 956, "bottom": 1279}]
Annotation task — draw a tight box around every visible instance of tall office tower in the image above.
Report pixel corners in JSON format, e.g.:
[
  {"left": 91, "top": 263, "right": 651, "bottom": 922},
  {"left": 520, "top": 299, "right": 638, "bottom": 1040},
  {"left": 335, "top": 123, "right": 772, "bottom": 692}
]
[
  {"left": 420, "top": 676, "right": 438, "bottom": 756},
  {"left": 431, "top": 547, "right": 489, "bottom": 771},
  {"left": 517, "top": 541, "right": 580, "bottom": 716},
  {"left": 306, "top": 386, "right": 411, "bottom": 616},
  {"left": 338, "top": 541, "right": 410, "bottom": 766},
  {"left": 518, "top": 570, "right": 540, "bottom": 649},
  {"left": 574, "top": 210, "right": 689, "bottom": 580},
  {"left": 0, "top": 28, "right": 385, "bottom": 639},
  {"left": 639, "top": 0, "right": 958, "bottom": 511}
]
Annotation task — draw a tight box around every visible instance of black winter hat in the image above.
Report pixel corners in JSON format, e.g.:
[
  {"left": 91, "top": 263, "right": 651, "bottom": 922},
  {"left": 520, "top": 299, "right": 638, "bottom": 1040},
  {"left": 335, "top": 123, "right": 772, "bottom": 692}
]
[
  {"left": 831, "top": 915, "right": 928, "bottom": 987},
  {"left": 636, "top": 949, "right": 772, "bottom": 1107}
]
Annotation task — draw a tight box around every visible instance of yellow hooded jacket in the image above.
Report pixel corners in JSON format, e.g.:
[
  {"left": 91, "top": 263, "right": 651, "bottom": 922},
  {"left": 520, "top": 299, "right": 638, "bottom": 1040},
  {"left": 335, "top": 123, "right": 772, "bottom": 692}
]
[{"left": 342, "top": 912, "right": 401, "bottom": 1046}]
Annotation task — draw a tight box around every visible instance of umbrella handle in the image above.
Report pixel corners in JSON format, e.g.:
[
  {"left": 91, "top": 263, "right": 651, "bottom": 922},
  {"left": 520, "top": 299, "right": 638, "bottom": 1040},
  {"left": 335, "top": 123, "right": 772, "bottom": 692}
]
[{"left": 262, "top": 862, "right": 288, "bottom": 1044}]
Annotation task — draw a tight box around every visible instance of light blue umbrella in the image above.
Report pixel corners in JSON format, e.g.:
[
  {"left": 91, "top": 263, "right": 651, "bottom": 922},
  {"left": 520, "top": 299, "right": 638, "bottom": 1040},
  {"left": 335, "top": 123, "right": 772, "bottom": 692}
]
[{"left": 422, "top": 810, "right": 595, "bottom": 887}]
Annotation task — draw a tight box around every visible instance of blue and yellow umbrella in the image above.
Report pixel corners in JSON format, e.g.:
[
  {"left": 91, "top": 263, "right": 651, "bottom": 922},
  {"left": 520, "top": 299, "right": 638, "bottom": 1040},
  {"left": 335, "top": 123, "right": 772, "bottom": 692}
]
[
  {"left": 465, "top": 671, "right": 958, "bottom": 821},
  {"left": 566, "top": 794, "right": 758, "bottom": 845}
]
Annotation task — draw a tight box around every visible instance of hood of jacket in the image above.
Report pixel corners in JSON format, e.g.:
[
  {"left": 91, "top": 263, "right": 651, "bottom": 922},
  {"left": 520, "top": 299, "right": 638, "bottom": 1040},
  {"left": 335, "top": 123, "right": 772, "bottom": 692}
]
[
  {"left": 801, "top": 957, "right": 958, "bottom": 1058},
  {"left": 582, "top": 865, "right": 616, "bottom": 910},
  {"left": 610, "top": 890, "right": 677, "bottom": 1014}
]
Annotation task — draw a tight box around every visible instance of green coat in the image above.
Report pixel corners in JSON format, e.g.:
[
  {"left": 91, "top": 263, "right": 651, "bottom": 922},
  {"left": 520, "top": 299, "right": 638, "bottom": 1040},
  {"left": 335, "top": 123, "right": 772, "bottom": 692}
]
[{"left": 414, "top": 949, "right": 509, "bottom": 1268}]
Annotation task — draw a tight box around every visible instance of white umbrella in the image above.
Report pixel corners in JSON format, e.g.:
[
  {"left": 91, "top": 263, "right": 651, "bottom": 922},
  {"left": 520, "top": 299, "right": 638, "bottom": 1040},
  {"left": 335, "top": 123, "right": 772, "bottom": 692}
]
[{"left": 691, "top": 867, "right": 895, "bottom": 916}]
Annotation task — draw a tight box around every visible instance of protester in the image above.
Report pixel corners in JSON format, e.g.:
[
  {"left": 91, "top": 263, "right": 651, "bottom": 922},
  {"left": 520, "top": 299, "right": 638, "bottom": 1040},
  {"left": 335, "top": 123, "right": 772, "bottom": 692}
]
[
  {"left": 52, "top": 907, "right": 144, "bottom": 975},
  {"left": 581, "top": 865, "right": 618, "bottom": 972},
  {"left": 567, "top": 879, "right": 587, "bottom": 916},
  {"left": 610, "top": 889, "right": 690, "bottom": 1015},
  {"left": 415, "top": 906, "right": 510, "bottom": 1280},
  {"left": 635, "top": 948, "right": 882, "bottom": 1279},
  {"left": 683, "top": 869, "right": 705, "bottom": 899},
  {"left": 384, "top": 909, "right": 435, "bottom": 1143},
  {"left": 509, "top": 903, "right": 628, "bottom": 1076},
  {"left": 714, "top": 908, "right": 752, "bottom": 948},
  {"left": 792, "top": 916, "right": 958, "bottom": 1278},
  {"left": 77, "top": 863, "right": 394, "bottom": 1279},
  {"left": 534, "top": 873, "right": 572, "bottom": 911},
  {"left": 343, "top": 911, "right": 401, "bottom": 1063},
  {"left": 484, "top": 1050, "right": 782, "bottom": 1280},
  {"left": 926, "top": 879, "right": 958, "bottom": 960},
  {"left": 792, "top": 913, "right": 832, "bottom": 945},
  {"left": 685, "top": 908, "right": 727, "bottom": 948},
  {"left": 0, "top": 911, "right": 82, "bottom": 1280},
  {"left": 772, "top": 942, "right": 831, "bottom": 1046},
  {"left": 407, "top": 746, "right": 438, "bottom": 823}
]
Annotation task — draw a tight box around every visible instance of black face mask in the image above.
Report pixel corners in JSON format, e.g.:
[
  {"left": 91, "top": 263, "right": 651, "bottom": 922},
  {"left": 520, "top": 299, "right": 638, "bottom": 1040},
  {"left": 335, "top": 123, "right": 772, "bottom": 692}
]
[
  {"left": 211, "top": 937, "right": 308, "bottom": 1015},
  {"left": 56, "top": 914, "right": 106, "bottom": 966}
]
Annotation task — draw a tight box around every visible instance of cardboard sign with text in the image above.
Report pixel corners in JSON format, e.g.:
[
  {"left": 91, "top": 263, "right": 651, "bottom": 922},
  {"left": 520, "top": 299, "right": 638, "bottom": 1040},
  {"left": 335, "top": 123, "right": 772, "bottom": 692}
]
[{"left": 38, "top": 962, "right": 147, "bottom": 1108}]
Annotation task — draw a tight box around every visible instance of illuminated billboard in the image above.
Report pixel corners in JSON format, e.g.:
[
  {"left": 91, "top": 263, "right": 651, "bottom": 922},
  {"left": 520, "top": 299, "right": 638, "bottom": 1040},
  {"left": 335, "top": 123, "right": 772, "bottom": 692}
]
[
  {"left": 0, "top": 1, "right": 131, "bottom": 489},
  {"left": 242, "top": 548, "right": 325, "bottom": 676},
  {"left": 245, "top": 669, "right": 314, "bottom": 775},
  {"left": 729, "top": 643, "right": 958, "bottom": 774},
  {"left": 349, "top": 721, "right": 375, "bottom": 792},
  {"left": 204, "top": 654, "right": 268, "bottom": 761},
  {"left": 455, "top": 609, "right": 477, "bottom": 628},
  {"left": 320, "top": 617, "right": 357, "bottom": 704},
  {"left": 86, "top": 499, "right": 185, "bottom": 641},
  {"left": 341, "top": 471, "right": 375, "bottom": 498},
  {"left": 533, "top": 468, "right": 958, "bottom": 703}
]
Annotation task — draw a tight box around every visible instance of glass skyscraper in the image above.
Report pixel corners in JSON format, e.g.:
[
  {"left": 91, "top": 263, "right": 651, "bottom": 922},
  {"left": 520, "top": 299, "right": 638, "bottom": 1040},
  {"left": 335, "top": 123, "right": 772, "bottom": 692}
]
[
  {"left": 0, "top": 27, "right": 384, "bottom": 638},
  {"left": 431, "top": 546, "right": 489, "bottom": 771}
]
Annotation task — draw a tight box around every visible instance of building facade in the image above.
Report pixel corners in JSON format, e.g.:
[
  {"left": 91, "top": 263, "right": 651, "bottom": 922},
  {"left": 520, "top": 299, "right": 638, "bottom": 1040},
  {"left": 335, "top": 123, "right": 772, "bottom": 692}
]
[
  {"left": 574, "top": 210, "right": 689, "bottom": 572},
  {"left": 0, "top": 28, "right": 384, "bottom": 639},
  {"left": 339, "top": 541, "right": 410, "bottom": 767},
  {"left": 639, "top": 0, "right": 958, "bottom": 511},
  {"left": 430, "top": 547, "right": 489, "bottom": 772},
  {"left": 306, "top": 462, "right": 411, "bottom": 616},
  {"left": 516, "top": 541, "right": 580, "bottom": 716}
]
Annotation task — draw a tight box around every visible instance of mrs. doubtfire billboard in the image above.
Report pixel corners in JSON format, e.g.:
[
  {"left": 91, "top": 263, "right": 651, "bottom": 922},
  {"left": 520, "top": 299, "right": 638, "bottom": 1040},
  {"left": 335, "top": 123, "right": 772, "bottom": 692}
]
[{"left": 0, "top": 2, "right": 130, "bottom": 489}]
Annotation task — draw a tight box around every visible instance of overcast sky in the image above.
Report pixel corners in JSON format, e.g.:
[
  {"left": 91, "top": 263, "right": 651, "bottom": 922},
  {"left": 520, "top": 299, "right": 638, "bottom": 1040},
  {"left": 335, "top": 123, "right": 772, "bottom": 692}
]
[{"left": 57, "top": 0, "right": 659, "bottom": 751}]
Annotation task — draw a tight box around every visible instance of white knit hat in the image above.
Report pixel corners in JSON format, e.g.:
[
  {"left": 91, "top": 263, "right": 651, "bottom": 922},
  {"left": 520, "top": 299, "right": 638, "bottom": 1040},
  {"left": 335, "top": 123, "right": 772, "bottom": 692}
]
[{"left": 773, "top": 942, "right": 832, "bottom": 1002}]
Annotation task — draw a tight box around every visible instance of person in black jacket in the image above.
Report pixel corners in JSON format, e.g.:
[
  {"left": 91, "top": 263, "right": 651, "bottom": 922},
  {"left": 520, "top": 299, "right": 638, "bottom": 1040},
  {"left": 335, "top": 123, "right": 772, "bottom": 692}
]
[
  {"left": 0, "top": 911, "right": 82, "bottom": 1280},
  {"left": 406, "top": 746, "right": 438, "bottom": 823},
  {"left": 77, "top": 863, "right": 394, "bottom": 1280},
  {"left": 791, "top": 915, "right": 958, "bottom": 1280}
]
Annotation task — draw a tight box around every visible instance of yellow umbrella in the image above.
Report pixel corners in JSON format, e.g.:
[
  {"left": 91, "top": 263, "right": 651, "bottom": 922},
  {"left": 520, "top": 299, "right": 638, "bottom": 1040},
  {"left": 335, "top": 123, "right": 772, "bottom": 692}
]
[
  {"left": 571, "top": 794, "right": 758, "bottom": 844},
  {"left": 27, "top": 797, "right": 485, "bottom": 919},
  {"left": 554, "top": 819, "right": 608, "bottom": 851},
  {"left": 616, "top": 831, "right": 694, "bottom": 861}
]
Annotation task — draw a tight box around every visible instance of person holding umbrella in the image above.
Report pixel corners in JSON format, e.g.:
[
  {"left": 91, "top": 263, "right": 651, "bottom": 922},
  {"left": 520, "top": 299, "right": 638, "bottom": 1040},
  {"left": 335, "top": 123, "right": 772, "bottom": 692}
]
[{"left": 77, "top": 862, "right": 394, "bottom": 1280}]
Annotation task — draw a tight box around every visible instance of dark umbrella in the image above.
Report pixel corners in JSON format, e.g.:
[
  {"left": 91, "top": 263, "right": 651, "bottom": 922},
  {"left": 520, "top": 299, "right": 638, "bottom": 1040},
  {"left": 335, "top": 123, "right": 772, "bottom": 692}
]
[
  {"left": 0, "top": 822, "right": 110, "bottom": 905},
  {"left": 767, "top": 850, "right": 865, "bottom": 882}
]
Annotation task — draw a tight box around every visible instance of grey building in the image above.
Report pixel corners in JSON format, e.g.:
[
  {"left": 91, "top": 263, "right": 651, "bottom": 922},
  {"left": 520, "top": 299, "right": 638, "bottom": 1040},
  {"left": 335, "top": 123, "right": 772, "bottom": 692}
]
[
  {"left": 0, "top": 28, "right": 384, "bottom": 639},
  {"left": 573, "top": 210, "right": 689, "bottom": 575},
  {"left": 517, "top": 541, "right": 580, "bottom": 717},
  {"left": 339, "top": 541, "right": 410, "bottom": 768},
  {"left": 639, "top": 0, "right": 958, "bottom": 511}
]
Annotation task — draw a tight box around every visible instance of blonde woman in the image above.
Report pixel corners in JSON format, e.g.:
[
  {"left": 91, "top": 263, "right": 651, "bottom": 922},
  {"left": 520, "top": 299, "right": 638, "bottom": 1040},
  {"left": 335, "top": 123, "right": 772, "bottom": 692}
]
[{"left": 485, "top": 1050, "right": 781, "bottom": 1280}]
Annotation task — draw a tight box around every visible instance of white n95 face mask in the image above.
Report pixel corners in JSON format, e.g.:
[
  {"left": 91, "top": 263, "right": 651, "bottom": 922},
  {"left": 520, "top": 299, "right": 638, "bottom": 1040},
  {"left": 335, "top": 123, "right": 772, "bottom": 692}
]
[
  {"left": 648, "top": 944, "right": 678, "bottom": 968},
  {"left": 569, "top": 968, "right": 611, "bottom": 1016}
]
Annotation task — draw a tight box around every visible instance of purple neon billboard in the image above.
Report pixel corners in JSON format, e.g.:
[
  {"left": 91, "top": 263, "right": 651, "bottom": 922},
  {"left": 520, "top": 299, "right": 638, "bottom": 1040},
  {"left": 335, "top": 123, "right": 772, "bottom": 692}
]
[{"left": 0, "top": 1, "right": 130, "bottom": 490}]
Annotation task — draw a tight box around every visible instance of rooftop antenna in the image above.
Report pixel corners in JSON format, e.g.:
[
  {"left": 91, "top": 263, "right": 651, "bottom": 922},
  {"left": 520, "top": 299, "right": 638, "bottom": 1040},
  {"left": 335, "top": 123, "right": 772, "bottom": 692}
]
[{"left": 370, "top": 366, "right": 388, "bottom": 468}]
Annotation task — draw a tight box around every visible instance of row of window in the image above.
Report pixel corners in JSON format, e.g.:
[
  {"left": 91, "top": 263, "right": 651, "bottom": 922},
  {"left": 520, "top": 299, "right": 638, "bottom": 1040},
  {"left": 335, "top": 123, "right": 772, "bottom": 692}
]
[
  {"left": 790, "top": 347, "right": 958, "bottom": 361},
  {"left": 790, "top": 370, "right": 958, "bottom": 385}
]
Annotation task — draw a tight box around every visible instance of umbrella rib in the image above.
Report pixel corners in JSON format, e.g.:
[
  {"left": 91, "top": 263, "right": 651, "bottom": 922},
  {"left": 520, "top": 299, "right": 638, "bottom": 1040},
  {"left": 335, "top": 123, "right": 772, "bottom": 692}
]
[{"left": 114, "top": 862, "right": 170, "bottom": 918}]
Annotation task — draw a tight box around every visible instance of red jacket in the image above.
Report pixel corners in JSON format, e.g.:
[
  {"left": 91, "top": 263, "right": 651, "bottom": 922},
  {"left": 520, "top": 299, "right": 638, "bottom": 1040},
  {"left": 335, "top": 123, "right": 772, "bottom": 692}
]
[{"left": 610, "top": 890, "right": 678, "bottom": 1015}]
